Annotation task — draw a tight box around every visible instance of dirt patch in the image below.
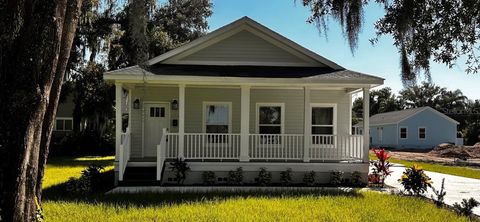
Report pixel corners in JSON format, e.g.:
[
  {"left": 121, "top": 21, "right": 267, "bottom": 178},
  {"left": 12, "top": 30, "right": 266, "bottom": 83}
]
[{"left": 430, "top": 143, "right": 480, "bottom": 159}]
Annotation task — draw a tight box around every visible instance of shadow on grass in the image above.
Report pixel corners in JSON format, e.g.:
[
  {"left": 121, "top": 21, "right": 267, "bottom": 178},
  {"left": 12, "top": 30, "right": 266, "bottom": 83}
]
[{"left": 43, "top": 172, "right": 365, "bottom": 208}]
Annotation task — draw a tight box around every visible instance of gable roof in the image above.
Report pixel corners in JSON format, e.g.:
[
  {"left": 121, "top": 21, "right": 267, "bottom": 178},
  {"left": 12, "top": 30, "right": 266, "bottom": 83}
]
[
  {"left": 146, "top": 16, "right": 343, "bottom": 69},
  {"left": 354, "top": 107, "right": 459, "bottom": 127}
]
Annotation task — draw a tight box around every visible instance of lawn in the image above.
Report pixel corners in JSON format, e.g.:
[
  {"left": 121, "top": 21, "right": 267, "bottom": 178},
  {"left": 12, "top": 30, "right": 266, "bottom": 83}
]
[
  {"left": 41, "top": 156, "right": 470, "bottom": 222},
  {"left": 370, "top": 153, "right": 480, "bottom": 179}
]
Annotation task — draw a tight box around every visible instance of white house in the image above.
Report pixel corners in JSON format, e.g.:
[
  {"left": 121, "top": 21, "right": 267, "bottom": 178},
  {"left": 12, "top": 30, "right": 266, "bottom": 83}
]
[
  {"left": 354, "top": 107, "right": 461, "bottom": 150},
  {"left": 104, "top": 17, "right": 384, "bottom": 185}
]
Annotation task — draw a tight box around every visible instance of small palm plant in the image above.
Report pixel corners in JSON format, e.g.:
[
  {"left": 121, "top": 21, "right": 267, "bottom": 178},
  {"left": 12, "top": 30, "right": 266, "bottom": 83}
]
[
  {"left": 169, "top": 158, "right": 190, "bottom": 185},
  {"left": 398, "top": 164, "right": 432, "bottom": 196}
]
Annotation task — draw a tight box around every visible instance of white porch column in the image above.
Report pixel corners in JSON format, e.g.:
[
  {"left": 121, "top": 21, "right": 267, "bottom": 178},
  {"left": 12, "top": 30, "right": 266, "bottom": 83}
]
[
  {"left": 303, "top": 86, "right": 311, "bottom": 162},
  {"left": 240, "top": 85, "right": 250, "bottom": 162},
  {"left": 363, "top": 87, "right": 370, "bottom": 162},
  {"left": 178, "top": 84, "right": 185, "bottom": 159},
  {"left": 115, "top": 83, "right": 123, "bottom": 162}
]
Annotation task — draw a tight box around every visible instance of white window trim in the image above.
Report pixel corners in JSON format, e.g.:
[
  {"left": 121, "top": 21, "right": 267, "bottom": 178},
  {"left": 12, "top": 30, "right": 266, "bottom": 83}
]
[
  {"left": 202, "top": 101, "right": 232, "bottom": 133},
  {"left": 400, "top": 126, "right": 408, "bottom": 139},
  {"left": 54, "top": 117, "right": 73, "bottom": 131},
  {"left": 418, "top": 127, "right": 427, "bottom": 140},
  {"left": 378, "top": 127, "right": 383, "bottom": 142},
  {"left": 310, "top": 103, "right": 337, "bottom": 135},
  {"left": 255, "top": 103, "right": 285, "bottom": 134}
]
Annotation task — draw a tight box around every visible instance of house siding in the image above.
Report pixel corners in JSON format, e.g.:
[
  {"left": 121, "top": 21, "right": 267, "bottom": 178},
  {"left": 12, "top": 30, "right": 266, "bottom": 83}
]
[
  {"left": 397, "top": 109, "right": 457, "bottom": 149},
  {"left": 174, "top": 30, "right": 318, "bottom": 66},
  {"left": 370, "top": 124, "right": 397, "bottom": 148}
]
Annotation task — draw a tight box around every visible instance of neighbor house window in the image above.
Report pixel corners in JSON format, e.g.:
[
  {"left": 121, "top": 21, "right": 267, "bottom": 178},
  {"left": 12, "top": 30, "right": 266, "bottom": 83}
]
[
  {"left": 419, "top": 127, "right": 426, "bottom": 139},
  {"left": 257, "top": 103, "right": 284, "bottom": 134},
  {"left": 311, "top": 104, "right": 336, "bottom": 145},
  {"left": 400, "top": 127, "right": 408, "bottom": 139},
  {"left": 203, "top": 102, "right": 231, "bottom": 134},
  {"left": 55, "top": 118, "right": 73, "bottom": 131}
]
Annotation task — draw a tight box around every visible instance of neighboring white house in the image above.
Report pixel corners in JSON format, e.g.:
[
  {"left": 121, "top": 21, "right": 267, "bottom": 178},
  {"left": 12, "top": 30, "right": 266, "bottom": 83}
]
[
  {"left": 354, "top": 107, "right": 461, "bottom": 150},
  {"left": 104, "top": 17, "right": 384, "bottom": 185}
]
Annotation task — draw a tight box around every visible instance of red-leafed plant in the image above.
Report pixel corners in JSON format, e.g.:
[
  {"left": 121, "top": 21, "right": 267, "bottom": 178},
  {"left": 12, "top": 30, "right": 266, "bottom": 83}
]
[{"left": 369, "top": 147, "right": 393, "bottom": 187}]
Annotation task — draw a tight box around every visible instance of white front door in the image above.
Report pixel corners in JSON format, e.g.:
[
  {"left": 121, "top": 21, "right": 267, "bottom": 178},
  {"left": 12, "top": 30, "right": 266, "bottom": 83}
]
[{"left": 144, "top": 103, "right": 169, "bottom": 157}]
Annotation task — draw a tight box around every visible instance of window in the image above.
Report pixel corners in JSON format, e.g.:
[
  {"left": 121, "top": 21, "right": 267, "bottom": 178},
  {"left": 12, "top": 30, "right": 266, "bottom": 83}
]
[
  {"left": 55, "top": 118, "right": 73, "bottom": 131},
  {"left": 149, "top": 107, "right": 165, "bottom": 117},
  {"left": 311, "top": 104, "right": 336, "bottom": 145},
  {"left": 257, "top": 104, "right": 283, "bottom": 134},
  {"left": 400, "top": 127, "right": 408, "bottom": 139},
  {"left": 378, "top": 127, "right": 383, "bottom": 142},
  {"left": 204, "top": 102, "right": 231, "bottom": 134},
  {"left": 419, "top": 127, "right": 426, "bottom": 139}
]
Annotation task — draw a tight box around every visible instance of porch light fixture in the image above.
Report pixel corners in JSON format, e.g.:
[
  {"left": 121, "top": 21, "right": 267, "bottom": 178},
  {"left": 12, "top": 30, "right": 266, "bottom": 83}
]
[
  {"left": 133, "top": 98, "right": 140, "bottom": 109},
  {"left": 171, "top": 99, "right": 178, "bottom": 110}
]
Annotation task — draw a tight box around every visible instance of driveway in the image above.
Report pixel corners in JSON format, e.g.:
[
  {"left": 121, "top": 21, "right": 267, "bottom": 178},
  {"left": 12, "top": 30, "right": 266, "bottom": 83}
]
[{"left": 376, "top": 164, "right": 480, "bottom": 216}]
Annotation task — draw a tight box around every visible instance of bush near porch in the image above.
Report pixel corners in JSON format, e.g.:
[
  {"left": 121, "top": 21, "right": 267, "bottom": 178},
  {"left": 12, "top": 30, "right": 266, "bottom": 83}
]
[{"left": 41, "top": 156, "right": 470, "bottom": 222}]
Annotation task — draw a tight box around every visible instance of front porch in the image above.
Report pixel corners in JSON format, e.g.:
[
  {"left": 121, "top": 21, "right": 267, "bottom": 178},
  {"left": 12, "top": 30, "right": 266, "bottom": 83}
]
[{"left": 114, "top": 82, "right": 372, "bottom": 183}]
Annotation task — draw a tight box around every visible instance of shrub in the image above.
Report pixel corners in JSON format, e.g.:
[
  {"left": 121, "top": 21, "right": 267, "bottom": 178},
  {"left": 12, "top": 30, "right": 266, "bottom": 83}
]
[
  {"left": 431, "top": 178, "right": 446, "bottom": 207},
  {"left": 257, "top": 167, "right": 272, "bottom": 186},
  {"left": 330, "top": 171, "right": 344, "bottom": 185},
  {"left": 202, "top": 171, "right": 216, "bottom": 185},
  {"left": 303, "top": 171, "right": 316, "bottom": 186},
  {"left": 280, "top": 168, "right": 293, "bottom": 186},
  {"left": 398, "top": 164, "right": 432, "bottom": 196},
  {"left": 453, "top": 198, "right": 479, "bottom": 216},
  {"left": 66, "top": 165, "right": 104, "bottom": 194},
  {"left": 169, "top": 158, "right": 190, "bottom": 185},
  {"left": 228, "top": 167, "right": 243, "bottom": 185},
  {"left": 351, "top": 171, "right": 363, "bottom": 186}
]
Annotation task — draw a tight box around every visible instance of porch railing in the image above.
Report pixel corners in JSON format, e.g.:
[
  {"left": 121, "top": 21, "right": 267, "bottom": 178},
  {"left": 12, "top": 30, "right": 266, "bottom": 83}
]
[
  {"left": 163, "top": 133, "right": 363, "bottom": 162},
  {"left": 249, "top": 134, "right": 304, "bottom": 160},
  {"left": 118, "top": 129, "right": 131, "bottom": 181}
]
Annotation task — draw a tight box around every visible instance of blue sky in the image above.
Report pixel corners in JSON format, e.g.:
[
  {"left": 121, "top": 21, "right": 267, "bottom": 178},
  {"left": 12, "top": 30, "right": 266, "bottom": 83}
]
[{"left": 207, "top": 0, "right": 479, "bottom": 100}]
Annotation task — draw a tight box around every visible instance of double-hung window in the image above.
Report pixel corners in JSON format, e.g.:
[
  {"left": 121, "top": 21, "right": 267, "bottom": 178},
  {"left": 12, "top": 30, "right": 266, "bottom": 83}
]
[
  {"left": 55, "top": 118, "right": 73, "bottom": 131},
  {"left": 400, "top": 127, "right": 408, "bottom": 139},
  {"left": 418, "top": 127, "right": 426, "bottom": 139},
  {"left": 204, "top": 102, "right": 231, "bottom": 144},
  {"left": 311, "top": 104, "right": 336, "bottom": 145},
  {"left": 257, "top": 103, "right": 284, "bottom": 144}
]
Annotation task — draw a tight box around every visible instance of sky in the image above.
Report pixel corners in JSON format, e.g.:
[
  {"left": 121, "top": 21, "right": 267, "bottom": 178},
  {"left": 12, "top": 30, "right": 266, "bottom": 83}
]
[{"left": 207, "top": 0, "right": 479, "bottom": 100}]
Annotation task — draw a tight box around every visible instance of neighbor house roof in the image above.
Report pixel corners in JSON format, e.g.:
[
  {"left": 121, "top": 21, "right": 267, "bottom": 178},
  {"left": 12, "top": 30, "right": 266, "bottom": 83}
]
[{"left": 354, "top": 106, "right": 459, "bottom": 127}]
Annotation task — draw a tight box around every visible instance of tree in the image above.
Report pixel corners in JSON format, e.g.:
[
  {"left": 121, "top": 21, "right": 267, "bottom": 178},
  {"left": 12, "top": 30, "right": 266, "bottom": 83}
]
[
  {"left": 302, "top": 0, "right": 480, "bottom": 84},
  {"left": 353, "top": 87, "right": 402, "bottom": 117},
  {"left": 464, "top": 100, "right": 480, "bottom": 145},
  {"left": 398, "top": 82, "right": 446, "bottom": 108},
  {"left": 0, "top": 0, "right": 83, "bottom": 221}
]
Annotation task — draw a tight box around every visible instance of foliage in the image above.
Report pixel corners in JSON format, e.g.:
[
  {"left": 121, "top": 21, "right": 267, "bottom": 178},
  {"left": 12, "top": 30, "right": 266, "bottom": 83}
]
[
  {"left": 370, "top": 148, "right": 392, "bottom": 187},
  {"left": 169, "top": 159, "right": 190, "bottom": 185},
  {"left": 202, "top": 171, "right": 216, "bottom": 185},
  {"left": 351, "top": 171, "right": 363, "bottom": 186},
  {"left": 257, "top": 168, "right": 272, "bottom": 186},
  {"left": 302, "top": 0, "right": 480, "bottom": 83},
  {"left": 353, "top": 87, "right": 403, "bottom": 117},
  {"left": 280, "top": 168, "right": 293, "bottom": 186},
  {"left": 399, "top": 164, "right": 432, "bottom": 196},
  {"left": 228, "top": 167, "right": 244, "bottom": 185},
  {"left": 66, "top": 165, "right": 105, "bottom": 194},
  {"left": 330, "top": 171, "right": 344, "bottom": 185},
  {"left": 431, "top": 178, "right": 446, "bottom": 208},
  {"left": 303, "top": 171, "right": 316, "bottom": 186},
  {"left": 453, "top": 198, "right": 480, "bottom": 217}
]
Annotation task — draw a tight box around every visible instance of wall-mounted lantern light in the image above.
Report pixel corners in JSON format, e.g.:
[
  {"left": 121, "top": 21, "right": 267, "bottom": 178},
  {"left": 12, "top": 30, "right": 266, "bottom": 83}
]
[
  {"left": 171, "top": 99, "right": 178, "bottom": 110},
  {"left": 133, "top": 98, "right": 140, "bottom": 109}
]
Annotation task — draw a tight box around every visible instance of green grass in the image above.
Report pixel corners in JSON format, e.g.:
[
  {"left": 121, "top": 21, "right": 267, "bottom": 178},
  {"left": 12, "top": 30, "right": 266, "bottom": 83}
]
[
  {"left": 370, "top": 153, "right": 480, "bottom": 179},
  {"left": 42, "top": 156, "right": 470, "bottom": 222}
]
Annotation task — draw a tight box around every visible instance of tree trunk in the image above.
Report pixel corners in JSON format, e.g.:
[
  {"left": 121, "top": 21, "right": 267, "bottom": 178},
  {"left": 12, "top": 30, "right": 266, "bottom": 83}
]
[{"left": 0, "top": 0, "right": 82, "bottom": 221}]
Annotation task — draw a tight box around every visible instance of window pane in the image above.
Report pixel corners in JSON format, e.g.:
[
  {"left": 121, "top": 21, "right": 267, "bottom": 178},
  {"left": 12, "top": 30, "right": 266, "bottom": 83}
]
[
  {"left": 206, "top": 104, "right": 229, "bottom": 125},
  {"left": 206, "top": 125, "right": 228, "bottom": 133},
  {"left": 419, "top": 128, "right": 426, "bottom": 138},
  {"left": 160, "top": 107, "right": 165, "bottom": 117},
  {"left": 64, "top": 120, "right": 72, "bottom": 131},
  {"left": 259, "top": 126, "right": 281, "bottom": 134},
  {"left": 312, "top": 126, "right": 333, "bottom": 135},
  {"left": 150, "top": 107, "right": 155, "bottom": 117},
  {"left": 312, "top": 107, "right": 333, "bottom": 125},
  {"left": 56, "top": 119, "right": 64, "bottom": 130},
  {"left": 259, "top": 106, "right": 281, "bottom": 124},
  {"left": 400, "top": 128, "right": 407, "bottom": 138}
]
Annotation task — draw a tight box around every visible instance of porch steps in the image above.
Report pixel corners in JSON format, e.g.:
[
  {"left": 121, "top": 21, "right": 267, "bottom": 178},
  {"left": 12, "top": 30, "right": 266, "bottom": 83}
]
[{"left": 119, "top": 167, "right": 162, "bottom": 186}]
